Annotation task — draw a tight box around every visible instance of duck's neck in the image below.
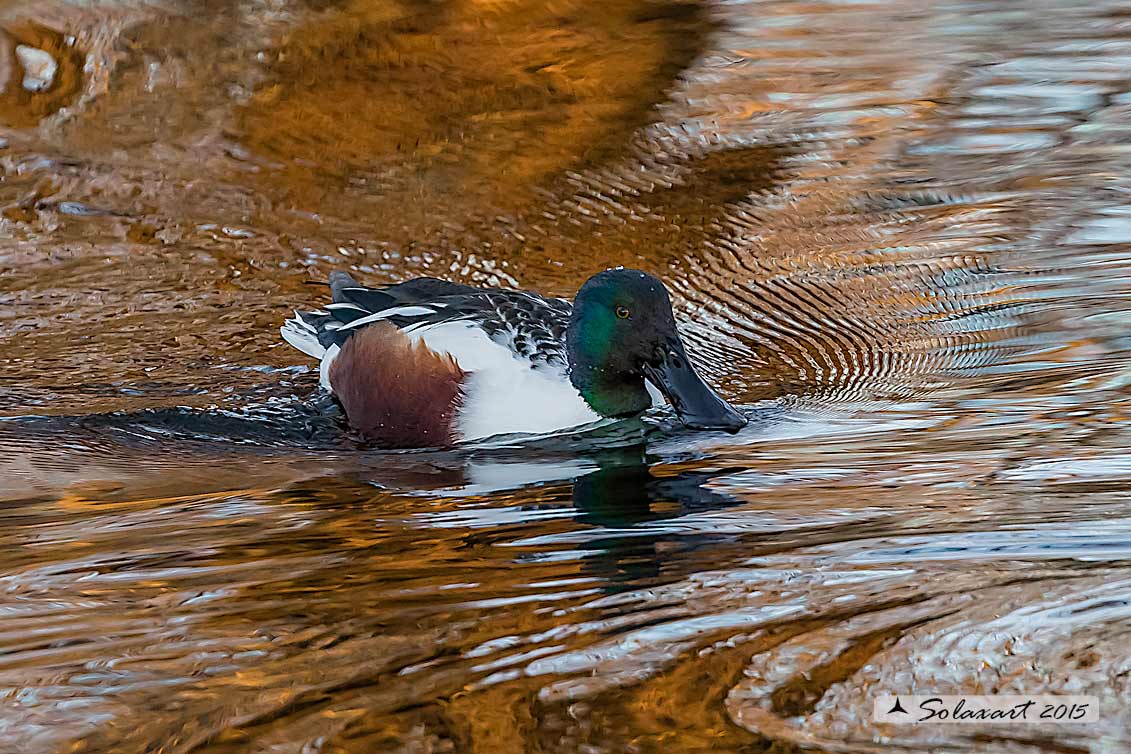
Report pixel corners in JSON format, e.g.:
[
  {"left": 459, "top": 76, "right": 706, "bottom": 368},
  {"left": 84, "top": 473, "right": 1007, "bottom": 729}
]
[{"left": 566, "top": 323, "right": 651, "bottom": 419}]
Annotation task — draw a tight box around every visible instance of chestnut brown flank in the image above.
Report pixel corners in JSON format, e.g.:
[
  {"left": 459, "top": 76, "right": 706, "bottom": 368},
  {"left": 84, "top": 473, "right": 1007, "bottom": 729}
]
[{"left": 329, "top": 323, "right": 466, "bottom": 448}]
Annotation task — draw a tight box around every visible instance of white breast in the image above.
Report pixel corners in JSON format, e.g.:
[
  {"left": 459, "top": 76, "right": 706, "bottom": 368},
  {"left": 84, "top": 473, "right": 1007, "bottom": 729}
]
[{"left": 408, "top": 321, "right": 600, "bottom": 442}]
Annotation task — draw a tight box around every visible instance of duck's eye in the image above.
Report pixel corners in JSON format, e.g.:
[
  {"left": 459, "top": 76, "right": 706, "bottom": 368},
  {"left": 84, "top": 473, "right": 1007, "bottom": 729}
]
[{"left": 615, "top": 305, "right": 631, "bottom": 319}]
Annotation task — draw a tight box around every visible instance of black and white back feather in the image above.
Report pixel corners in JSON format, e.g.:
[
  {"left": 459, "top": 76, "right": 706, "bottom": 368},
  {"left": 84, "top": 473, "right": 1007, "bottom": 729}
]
[{"left": 281, "top": 272, "right": 573, "bottom": 369}]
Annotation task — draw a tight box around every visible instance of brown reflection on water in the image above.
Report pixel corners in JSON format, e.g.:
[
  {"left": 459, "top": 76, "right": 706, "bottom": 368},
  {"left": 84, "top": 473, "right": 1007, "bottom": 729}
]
[
  {"left": 239, "top": 0, "right": 712, "bottom": 213},
  {"left": 0, "top": 22, "right": 83, "bottom": 129},
  {"left": 3, "top": 0, "right": 1131, "bottom": 752}
]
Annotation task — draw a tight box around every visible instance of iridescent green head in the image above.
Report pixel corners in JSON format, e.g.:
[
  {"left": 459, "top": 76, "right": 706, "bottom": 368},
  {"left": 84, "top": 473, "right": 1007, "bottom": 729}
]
[{"left": 566, "top": 269, "right": 747, "bottom": 433}]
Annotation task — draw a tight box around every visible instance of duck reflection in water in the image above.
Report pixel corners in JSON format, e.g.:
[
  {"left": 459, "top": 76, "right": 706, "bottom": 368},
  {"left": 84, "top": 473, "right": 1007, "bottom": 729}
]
[
  {"left": 571, "top": 448, "right": 737, "bottom": 526},
  {"left": 568, "top": 447, "right": 743, "bottom": 589}
]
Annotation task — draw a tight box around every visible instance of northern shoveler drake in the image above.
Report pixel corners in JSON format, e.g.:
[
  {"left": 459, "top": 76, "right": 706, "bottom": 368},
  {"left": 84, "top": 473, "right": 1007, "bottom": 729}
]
[{"left": 281, "top": 268, "right": 747, "bottom": 448}]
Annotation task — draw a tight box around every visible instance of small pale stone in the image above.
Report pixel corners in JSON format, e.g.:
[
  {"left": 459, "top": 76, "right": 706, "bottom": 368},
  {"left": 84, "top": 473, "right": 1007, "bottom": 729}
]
[{"left": 15, "top": 44, "right": 56, "bottom": 92}]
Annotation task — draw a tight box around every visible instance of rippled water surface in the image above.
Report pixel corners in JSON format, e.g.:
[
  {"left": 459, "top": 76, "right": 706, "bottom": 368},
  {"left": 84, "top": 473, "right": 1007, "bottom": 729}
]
[{"left": 2, "top": 0, "right": 1131, "bottom": 752}]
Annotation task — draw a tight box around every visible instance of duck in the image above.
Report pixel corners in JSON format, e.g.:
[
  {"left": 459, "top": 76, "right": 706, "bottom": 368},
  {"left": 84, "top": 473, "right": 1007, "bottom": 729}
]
[{"left": 281, "top": 268, "right": 747, "bottom": 448}]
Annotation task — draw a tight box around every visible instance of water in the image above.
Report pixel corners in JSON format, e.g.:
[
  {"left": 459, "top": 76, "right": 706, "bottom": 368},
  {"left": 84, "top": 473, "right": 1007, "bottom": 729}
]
[{"left": 2, "top": 0, "right": 1130, "bottom": 751}]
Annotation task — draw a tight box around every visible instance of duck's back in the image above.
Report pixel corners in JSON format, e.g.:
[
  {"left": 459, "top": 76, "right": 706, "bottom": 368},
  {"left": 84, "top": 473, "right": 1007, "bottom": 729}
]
[{"left": 281, "top": 273, "right": 600, "bottom": 446}]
